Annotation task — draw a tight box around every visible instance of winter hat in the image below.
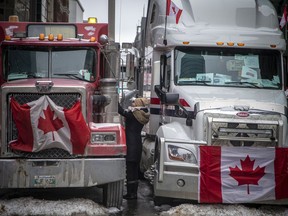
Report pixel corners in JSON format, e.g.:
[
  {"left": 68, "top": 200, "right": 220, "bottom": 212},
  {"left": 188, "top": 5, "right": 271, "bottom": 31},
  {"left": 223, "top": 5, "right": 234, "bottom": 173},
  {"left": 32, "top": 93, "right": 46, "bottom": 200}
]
[{"left": 133, "top": 97, "right": 149, "bottom": 107}]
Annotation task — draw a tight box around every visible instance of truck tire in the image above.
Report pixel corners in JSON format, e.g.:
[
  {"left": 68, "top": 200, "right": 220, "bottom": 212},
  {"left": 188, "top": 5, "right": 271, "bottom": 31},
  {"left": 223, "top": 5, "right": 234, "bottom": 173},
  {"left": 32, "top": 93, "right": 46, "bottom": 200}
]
[
  {"left": 153, "top": 196, "right": 172, "bottom": 206},
  {"left": 102, "top": 180, "right": 124, "bottom": 209}
]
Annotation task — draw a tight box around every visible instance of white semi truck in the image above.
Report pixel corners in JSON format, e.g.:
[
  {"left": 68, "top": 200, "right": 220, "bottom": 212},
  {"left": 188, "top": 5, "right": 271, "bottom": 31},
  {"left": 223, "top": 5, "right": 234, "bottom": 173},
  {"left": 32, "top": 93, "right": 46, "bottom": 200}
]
[{"left": 140, "top": 0, "right": 288, "bottom": 205}]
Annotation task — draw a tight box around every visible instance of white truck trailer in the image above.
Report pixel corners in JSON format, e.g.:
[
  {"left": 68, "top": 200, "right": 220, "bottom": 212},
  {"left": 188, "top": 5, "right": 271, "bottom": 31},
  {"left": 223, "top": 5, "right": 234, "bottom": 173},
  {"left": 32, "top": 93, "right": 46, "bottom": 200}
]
[{"left": 140, "top": 0, "right": 288, "bottom": 205}]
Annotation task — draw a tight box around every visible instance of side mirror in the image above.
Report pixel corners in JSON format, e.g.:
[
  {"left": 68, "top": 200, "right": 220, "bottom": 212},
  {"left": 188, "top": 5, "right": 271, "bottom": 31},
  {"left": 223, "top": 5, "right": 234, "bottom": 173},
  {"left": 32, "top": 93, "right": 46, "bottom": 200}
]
[{"left": 154, "top": 85, "right": 179, "bottom": 105}]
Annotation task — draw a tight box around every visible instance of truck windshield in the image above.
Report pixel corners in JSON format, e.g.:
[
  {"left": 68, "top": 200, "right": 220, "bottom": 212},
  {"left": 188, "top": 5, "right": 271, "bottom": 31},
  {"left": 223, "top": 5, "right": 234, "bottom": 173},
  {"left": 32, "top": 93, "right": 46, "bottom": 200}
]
[
  {"left": 4, "top": 46, "right": 96, "bottom": 82},
  {"left": 174, "top": 47, "right": 282, "bottom": 89}
]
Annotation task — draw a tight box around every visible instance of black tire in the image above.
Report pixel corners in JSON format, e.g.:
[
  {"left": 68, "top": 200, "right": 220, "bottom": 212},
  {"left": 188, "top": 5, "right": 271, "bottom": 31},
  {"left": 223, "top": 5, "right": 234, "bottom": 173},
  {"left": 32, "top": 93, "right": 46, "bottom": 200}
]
[
  {"left": 153, "top": 196, "right": 172, "bottom": 206},
  {"left": 102, "top": 180, "right": 124, "bottom": 209}
]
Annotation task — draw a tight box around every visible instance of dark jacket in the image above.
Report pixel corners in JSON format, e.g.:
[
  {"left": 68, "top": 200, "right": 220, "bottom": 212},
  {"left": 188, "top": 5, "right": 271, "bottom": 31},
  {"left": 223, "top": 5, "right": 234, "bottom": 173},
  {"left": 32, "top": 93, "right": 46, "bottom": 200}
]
[{"left": 118, "top": 103, "right": 149, "bottom": 162}]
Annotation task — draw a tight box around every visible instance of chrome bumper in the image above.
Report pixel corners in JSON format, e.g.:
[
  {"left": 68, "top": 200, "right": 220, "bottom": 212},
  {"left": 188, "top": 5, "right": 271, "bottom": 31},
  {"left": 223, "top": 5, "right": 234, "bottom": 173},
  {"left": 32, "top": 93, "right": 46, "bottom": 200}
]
[{"left": 0, "top": 158, "right": 125, "bottom": 188}]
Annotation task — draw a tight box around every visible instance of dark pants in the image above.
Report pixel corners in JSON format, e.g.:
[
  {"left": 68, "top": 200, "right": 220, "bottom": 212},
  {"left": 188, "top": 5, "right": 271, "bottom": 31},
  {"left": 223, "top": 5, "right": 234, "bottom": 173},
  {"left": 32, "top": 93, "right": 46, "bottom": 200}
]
[{"left": 125, "top": 161, "right": 139, "bottom": 196}]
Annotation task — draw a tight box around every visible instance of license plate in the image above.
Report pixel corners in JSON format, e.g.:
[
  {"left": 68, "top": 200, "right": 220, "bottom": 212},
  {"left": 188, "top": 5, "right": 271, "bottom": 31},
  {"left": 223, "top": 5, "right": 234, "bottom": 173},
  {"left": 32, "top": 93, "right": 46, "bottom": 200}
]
[{"left": 34, "top": 175, "right": 56, "bottom": 187}]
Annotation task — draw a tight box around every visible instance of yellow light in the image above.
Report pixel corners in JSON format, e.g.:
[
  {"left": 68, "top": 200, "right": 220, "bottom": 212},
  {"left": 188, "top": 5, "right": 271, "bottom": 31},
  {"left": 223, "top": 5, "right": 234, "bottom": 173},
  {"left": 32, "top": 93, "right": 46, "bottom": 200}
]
[
  {"left": 39, "top": 33, "right": 45, "bottom": 40},
  {"left": 88, "top": 17, "right": 97, "bottom": 23},
  {"left": 237, "top": 43, "right": 245, "bottom": 47},
  {"left": 216, "top": 42, "right": 224, "bottom": 46},
  {"left": 227, "top": 42, "right": 234, "bottom": 46},
  {"left": 57, "top": 34, "right": 63, "bottom": 41},
  {"left": 270, "top": 44, "right": 277, "bottom": 48},
  {"left": 182, "top": 41, "right": 190, "bottom": 45},
  {"left": 5, "top": 35, "right": 11, "bottom": 40},
  {"left": 48, "top": 34, "right": 54, "bottom": 41},
  {"left": 90, "top": 37, "right": 96, "bottom": 42},
  {"left": 9, "top": 15, "right": 19, "bottom": 22}
]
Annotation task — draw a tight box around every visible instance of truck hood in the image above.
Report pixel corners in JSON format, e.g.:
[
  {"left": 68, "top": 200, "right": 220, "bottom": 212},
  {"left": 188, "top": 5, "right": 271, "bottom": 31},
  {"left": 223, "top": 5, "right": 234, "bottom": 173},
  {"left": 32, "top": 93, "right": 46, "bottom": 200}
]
[
  {"left": 174, "top": 86, "right": 287, "bottom": 113},
  {"left": 1, "top": 78, "right": 96, "bottom": 89}
]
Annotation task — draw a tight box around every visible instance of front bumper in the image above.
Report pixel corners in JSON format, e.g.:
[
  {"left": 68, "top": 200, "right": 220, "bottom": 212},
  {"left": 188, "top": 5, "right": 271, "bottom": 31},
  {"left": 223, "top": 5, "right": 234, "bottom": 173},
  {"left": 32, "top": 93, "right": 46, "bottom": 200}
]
[{"left": 0, "top": 158, "right": 125, "bottom": 188}]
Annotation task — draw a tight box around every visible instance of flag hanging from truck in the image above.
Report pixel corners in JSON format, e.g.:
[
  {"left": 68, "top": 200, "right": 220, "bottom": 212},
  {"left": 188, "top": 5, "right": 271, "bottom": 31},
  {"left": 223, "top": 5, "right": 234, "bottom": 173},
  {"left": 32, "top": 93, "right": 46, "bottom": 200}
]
[
  {"left": 280, "top": 4, "right": 287, "bottom": 29},
  {"left": 166, "top": 0, "right": 182, "bottom": 24},
  {"left": 10, "top": 95, "right": 90, "bottom": 154},
  {"left": 198, "top": 146, "right": 288, "bottom": 203}
]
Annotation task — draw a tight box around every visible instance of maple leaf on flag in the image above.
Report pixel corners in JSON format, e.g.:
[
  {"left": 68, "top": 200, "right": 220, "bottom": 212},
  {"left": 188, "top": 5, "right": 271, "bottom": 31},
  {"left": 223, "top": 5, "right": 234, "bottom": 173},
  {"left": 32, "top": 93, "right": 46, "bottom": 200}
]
[
  {"left": 38, "top": 106, "right": 64, "bottom": 140},
  {"left": 229, "top": 155, "right": 266, "bottom": 195}
]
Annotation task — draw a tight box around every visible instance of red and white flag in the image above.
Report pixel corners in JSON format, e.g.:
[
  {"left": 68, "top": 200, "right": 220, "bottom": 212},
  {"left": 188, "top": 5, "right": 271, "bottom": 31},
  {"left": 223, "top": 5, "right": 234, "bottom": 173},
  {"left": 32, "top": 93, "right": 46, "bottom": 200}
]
[
  {"left": 280, "top": 5, "right": 287, "bottom": 29},
  {"left": 198, "top": 146, "right": 288, "bottom": 203},
  {"left": 10, "top": 95, "right": 90, "bottom": 154},
  {"left": 166, "top": 0, "right": 182, "bottom": 24}
]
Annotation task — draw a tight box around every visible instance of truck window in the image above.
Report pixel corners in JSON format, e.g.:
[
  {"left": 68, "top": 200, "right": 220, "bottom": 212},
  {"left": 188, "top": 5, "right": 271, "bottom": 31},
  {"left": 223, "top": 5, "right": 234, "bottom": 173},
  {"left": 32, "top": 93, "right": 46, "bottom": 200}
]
[
  {"left": 4, "top": 46, "right": 96, "bottom": 82},
  {"left": 174, "top": 47, "right": 282, "bottom": 89}
]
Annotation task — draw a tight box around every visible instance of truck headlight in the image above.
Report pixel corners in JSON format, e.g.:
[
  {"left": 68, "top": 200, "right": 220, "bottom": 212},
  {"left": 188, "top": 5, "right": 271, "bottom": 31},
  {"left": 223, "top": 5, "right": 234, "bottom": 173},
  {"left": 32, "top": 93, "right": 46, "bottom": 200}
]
[
  {"left": 168, "top": 145, "right": 197, "bottom": 164},
  {"left": 91, "top": 132, "right": 116, "bottom": 145}
]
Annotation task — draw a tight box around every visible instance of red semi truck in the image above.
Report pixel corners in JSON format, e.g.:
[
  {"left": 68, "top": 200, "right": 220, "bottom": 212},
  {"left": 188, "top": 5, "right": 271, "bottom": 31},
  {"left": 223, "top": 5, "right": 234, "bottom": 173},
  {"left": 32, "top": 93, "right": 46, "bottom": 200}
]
[{"left": 0, "top": 17, "right": 126, "bottom": 208}]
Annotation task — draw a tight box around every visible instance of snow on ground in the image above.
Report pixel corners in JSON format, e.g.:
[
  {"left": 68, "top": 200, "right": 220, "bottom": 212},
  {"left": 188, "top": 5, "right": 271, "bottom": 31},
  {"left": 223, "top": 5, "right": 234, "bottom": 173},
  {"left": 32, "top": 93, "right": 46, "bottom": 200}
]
[
  {"left": 158, "top": 203, "right": 288, "bottom": 216},
  {"left": 1, "top": 197, "right": 288, "bottom": 216}
]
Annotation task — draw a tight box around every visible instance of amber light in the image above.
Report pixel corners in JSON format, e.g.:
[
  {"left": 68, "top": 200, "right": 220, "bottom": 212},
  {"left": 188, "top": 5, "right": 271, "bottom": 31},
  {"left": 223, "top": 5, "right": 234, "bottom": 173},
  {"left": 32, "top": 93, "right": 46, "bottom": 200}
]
[
  {"left": 5, "top": 35, "right": 11, "bottom": 40},
  {"left": 57, "top": 34, "right": 63, "bottom": 41},
  {"left": 88, "top": 17, "right": 97, "bottom": 23},
  {"left": 90, "top": 37, "right": 96, "bottom": 42},
  {"left": 182, "top": 41, "right": 190, "bottom": 45},
  {"left": 39, "top": 33, "right": 45, "bottom": 40},
  {"left": 270, "top": 44, "right": 277, "bottom": 48},
  {"left": 48, "top": 34, "right": 54, "bottom": 41},
  {"left": 237, "top": 43, "right": 245, "bottom": 47},
  {"left": 216, "top": 42, "right": 224, "bottom": 46},
  {"left": 227, "top": 42, "right": 234, "bottom": 46}
]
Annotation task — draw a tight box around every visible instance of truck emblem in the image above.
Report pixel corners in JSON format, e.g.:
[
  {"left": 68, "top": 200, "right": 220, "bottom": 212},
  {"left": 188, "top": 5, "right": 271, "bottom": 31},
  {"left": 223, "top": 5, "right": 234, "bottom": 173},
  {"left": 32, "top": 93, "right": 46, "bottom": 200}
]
[
  {"left": 35, "top": 80, "right": 54, "bottom": 93},
  {"left": 236, "top": 112, "right": 249, "bottom": 117}
]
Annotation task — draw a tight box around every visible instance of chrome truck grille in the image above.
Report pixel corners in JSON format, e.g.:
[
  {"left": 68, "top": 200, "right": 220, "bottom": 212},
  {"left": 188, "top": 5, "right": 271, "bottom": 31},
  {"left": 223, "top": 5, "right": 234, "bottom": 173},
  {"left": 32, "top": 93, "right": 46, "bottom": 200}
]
[
  {"left": 6, "top": 93, "right": 81, "bottom": 158},
  {"left": 204, "top": 113, "right": 283, "bottom": 147}
]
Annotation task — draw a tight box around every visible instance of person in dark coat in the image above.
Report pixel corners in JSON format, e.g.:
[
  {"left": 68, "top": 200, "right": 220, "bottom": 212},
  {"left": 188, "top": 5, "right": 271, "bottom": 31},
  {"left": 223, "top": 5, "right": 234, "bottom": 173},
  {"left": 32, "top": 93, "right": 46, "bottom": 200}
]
[{"left": 118, "top": 97, "right": 150, "bottom": 200}]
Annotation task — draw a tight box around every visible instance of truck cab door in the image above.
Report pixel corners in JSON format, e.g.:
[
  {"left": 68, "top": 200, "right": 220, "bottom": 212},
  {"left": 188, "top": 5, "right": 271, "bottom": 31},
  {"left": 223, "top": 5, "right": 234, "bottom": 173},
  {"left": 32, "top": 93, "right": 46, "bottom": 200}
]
[{"left": 155, "top": 53, "right": 179, "bottom": 125}]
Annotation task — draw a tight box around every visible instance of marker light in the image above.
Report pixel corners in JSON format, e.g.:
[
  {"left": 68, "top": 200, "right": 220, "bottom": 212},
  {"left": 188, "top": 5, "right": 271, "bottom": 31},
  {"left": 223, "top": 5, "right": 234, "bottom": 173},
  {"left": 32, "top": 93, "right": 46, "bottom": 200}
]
[
  {"left": 216, "top": 41, "right": 224, "bottom": 46},
  {"left": 39, "top": 33, "right": 45, "bottom": 40},
  {"left": 57, "top": 34, "right": 63, "bottom": 41},
  {"left": 48, "top": 34, "right": 54, "bottom": 41},
  {"left": 88, "top": 17, "right": 97, "bottom": 23},
  {"left": 5, "top": 35, "right": 11, "bottom": 40},
  {"left": 182, "top": 41, "right": 190, "bottom": 45},
  {"left": 270, "top": 44, "right": 277, "bottom": 48},
  {"left": 237, "top": 43, "right": 245, "bottom": 47},
  {"left": 90, "top": 36, "right": 96, "bottom": 42},
  {"left": 227, "top": 42, "right": 234, "bottom": 46}
]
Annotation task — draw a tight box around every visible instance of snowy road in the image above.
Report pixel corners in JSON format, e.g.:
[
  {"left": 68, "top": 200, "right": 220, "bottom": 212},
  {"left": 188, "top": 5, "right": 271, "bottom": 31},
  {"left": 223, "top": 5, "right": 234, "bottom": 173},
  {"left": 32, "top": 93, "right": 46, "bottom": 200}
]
[{"left": 0, "top": 180, "right": 288, "bottom": 216}]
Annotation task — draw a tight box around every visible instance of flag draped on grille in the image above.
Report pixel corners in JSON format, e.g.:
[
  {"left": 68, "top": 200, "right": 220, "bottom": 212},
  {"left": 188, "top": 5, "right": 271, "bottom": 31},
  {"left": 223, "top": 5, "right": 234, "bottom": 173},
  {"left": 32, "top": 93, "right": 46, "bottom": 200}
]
[
  {"left": 10, "top": 95, "right": 90, "bottom": 154},
  {"left": 198, "top": 146, "right": 288, "bottom": 203}
]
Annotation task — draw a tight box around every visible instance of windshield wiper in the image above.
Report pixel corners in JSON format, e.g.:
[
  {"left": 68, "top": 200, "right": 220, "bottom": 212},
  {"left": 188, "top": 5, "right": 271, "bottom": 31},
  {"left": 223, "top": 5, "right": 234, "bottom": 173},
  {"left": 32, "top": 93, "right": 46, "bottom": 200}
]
[
  {"left": 225, "top": 81, "right": 262, "bottom": 88},
  {"left": 53, "top": 73, "right": 85, "bottom": 81},
  {"left": 178, "top": 80, "right": 211, "bottom": 85}
]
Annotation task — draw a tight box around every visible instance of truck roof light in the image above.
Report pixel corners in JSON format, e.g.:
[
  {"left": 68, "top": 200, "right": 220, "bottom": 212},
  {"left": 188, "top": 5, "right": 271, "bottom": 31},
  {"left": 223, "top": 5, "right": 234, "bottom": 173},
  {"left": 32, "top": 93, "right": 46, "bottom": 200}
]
[
  {"left": 227, "top": 42, "right": 234, "bottom": 46},
  {"left": 90, "top": 36, "right": 96, "bottom": 42},
  {"left": 182, "top": 41, "right": 190, "bottom": 45},
  {"left": 9, "top": 15, "right": 19, "bottom": 22},
  {"left": 39, "top": 33, "right": 45, "bottom": 40},
  {"left": 237, "top": 43, "right": 245, "bottom": 47},
  {"left": 216, "top": 42, "right": 224, "bottom": 46},
  {"left": 57, "top": 34, "right": 63, "bottom": 41},
  {"left": 88, "top": 17, "right": 97, "bottom": 23},
  {"left": 5, "top": 35, "right": 11, "bottom": 40},
  {"left": 270, "top": 44, "right": 277, "bottom": 48},
  {"left": 48, "top": 34, "right": 54, "bottom": 41}
]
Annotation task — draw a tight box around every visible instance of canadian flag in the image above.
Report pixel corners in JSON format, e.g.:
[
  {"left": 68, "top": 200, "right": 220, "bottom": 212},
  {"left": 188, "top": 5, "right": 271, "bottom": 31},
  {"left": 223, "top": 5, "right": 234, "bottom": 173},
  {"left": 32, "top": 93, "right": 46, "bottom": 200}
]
[
  {"left": 280, "top": 5, "right": 287, "bottom": 29},
  {"left": 10, "top": 95, "right": 90, "bottom": 154},
  {"left": 166, "top": 0, "right": 183, "bottom": 24},
  {"left": 198, "top": 146, "right": 288, "bottom": 203}
]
